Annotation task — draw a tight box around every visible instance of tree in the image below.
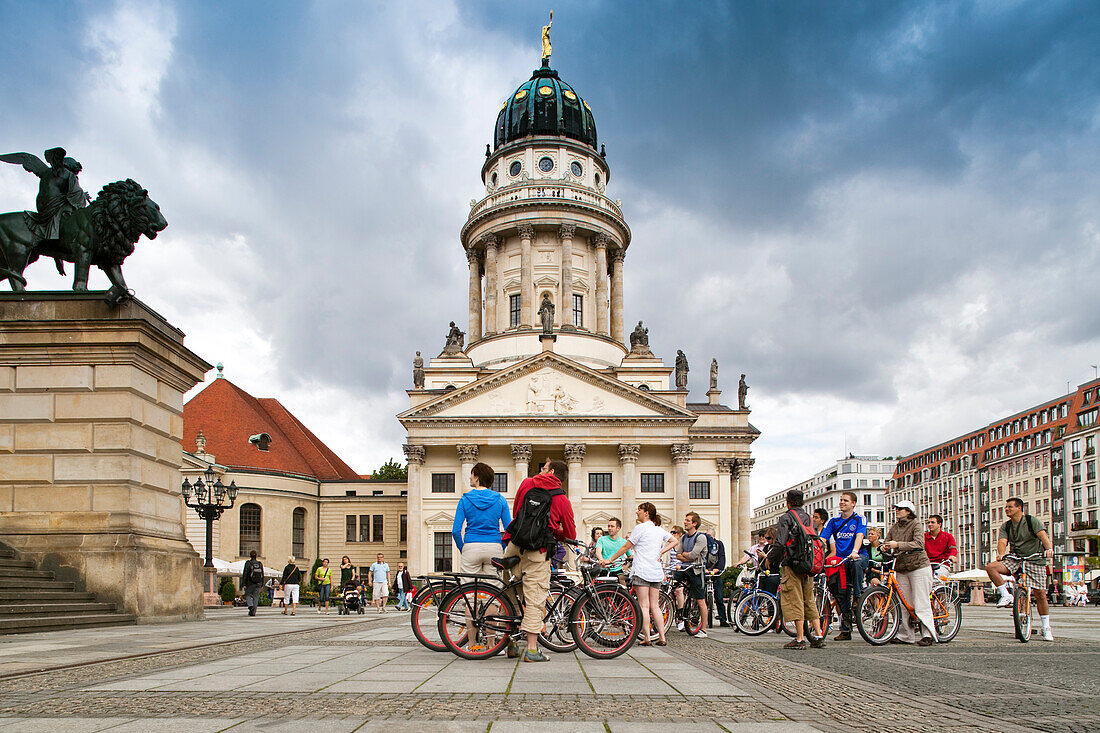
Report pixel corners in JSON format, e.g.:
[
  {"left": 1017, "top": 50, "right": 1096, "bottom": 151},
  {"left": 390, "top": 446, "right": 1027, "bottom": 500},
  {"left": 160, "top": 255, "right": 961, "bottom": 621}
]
[{"left": 370, "top": 457, "right": 408, "bottom": 481}]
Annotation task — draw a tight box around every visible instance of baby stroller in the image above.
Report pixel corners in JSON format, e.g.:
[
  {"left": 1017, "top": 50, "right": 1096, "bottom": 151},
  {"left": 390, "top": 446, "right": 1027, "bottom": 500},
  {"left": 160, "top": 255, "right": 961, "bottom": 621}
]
[{"left": 339, "top": 581, "right": 365, "bottom": 615}]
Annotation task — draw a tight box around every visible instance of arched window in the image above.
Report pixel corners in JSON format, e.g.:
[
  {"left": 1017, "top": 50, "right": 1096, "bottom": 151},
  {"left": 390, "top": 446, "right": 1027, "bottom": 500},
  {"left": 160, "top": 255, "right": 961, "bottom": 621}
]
[
  {"left": 292, "top": 508, "right": 306, "bottom": 559},
  {"left": 239, "top": 503, "right": 261, "bottom": 557}
]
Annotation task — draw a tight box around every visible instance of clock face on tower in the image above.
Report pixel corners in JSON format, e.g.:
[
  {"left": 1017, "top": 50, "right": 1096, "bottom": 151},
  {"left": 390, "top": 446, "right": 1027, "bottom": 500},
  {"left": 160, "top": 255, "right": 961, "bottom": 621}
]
[{"left": 538, "top": 156, "right": 554, "bottom": 173}]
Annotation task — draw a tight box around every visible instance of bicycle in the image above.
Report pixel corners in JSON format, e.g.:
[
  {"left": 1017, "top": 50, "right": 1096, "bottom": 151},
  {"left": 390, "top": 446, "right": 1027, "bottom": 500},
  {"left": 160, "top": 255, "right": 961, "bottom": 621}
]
[
  {"left": 733, "top": 564, "right": 782, "bottom": 635},
  {"left": 1001, "top": 551, "right": 1048, "bottom": 643},
  {"left": 855, "top": 552, "right": 962, "bottom": 645},
  {"left": 781, "top": 561, "right": 841, "bottom": 638},
  {"left": 409, "top": 574, "right": 467, "bottom": 652},
  {"left": 436, "top": 538, "right": 642, "bottom": 660},
  {"left": 668, "top": 568, "right": 708, "bottom": 635}
]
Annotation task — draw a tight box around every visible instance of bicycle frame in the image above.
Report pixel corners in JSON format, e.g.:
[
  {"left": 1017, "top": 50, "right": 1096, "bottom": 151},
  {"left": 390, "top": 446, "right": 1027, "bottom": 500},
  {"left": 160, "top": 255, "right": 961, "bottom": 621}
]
[{"left": 873, "top": 558, "right": 953, "bottom": 629}]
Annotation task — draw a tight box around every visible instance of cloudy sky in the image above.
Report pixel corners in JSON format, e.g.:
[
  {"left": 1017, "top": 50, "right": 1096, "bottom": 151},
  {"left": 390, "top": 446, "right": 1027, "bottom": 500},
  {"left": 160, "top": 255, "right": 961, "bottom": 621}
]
[{"left": 2, "top": 1, "right": 1098, "bottom": 504}]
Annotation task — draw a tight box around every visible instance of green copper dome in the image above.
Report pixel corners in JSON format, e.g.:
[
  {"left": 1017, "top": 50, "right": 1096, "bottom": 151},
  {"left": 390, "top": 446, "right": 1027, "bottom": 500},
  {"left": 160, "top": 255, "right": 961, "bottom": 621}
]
[{"left": 494, "top": 64, "right": 597, "bottom": 151}]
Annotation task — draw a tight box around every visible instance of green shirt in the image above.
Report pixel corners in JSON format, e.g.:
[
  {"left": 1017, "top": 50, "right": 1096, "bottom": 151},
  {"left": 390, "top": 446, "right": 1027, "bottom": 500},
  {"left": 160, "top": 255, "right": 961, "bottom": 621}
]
[
  {"left": 597, "top": 535, "right": 631, "bottom": 571},
  {"left": 314, "top": 566, "right": 332, "bottom": 586},
  {"left": 999, "top": 515, "right": 1044, "bottom": 557}
]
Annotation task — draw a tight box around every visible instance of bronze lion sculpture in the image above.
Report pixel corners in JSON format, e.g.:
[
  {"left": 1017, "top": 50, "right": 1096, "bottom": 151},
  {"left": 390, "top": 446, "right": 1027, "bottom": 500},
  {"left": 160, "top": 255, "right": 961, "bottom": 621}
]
[{"left": 0, "top": 179, "right": 166, "bottom": 305}]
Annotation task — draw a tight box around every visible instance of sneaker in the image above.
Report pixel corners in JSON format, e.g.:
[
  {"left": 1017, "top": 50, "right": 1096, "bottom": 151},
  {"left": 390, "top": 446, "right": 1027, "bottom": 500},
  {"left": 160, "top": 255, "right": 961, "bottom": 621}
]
[
  {"left": 523, "top": 649, "right": 549, "bottom": 663},
  {"left": 676, "top": 621, "right": 685, "bottom": 631},
  {"left": 695, "top": 630, "right": 708, "bottom": 639},
  {"left": 996, "top": 594, "right": 1013, "bottom": 608},
  {"left": 1041, "top": 627, "right": 1054, "bottom": 642},
  {"left": 833, "top": 631, "right": 852, "bottom": 641},
  {"left": 809, "top": 637, "right": 826, "bottom": 649},
  {"left": 782, "top": 640, "right": 807, "bottom": 650},
  {"left": 506, "top": 640, "right": 520, "bottom": 659}
]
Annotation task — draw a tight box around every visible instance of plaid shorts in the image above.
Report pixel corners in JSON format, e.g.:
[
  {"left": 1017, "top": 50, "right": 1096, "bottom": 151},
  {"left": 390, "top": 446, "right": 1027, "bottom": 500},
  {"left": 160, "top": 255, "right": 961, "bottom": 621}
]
[{"left": 1002, "top": 557, "right": 1047, "bottom": 591}]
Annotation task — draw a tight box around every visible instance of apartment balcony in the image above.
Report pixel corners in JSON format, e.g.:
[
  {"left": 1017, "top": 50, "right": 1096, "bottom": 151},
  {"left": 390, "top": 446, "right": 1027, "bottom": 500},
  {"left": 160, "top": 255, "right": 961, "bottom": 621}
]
[{"left": 1069, "top": 519, "right": 1099, "bottom": 537}]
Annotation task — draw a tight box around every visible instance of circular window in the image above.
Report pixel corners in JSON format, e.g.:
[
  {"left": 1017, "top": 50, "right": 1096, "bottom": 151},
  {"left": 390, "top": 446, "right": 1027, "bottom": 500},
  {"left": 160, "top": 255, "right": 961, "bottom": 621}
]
[
  {"left": 594, "top": 172, "right": 601, "bottom": 186},
  {"left": 538, "top": 156, "right": 554, "bottom": 173},
  {"left": 538, "top": 85, "right": 554, "bottom": 97},
  {"left": 563, "top": 90, "right": 577, "bottom": 101},
  {"left": 509, "top": 161, "right": 522, "bottom": 177},
  {"left": 490, "top": 172, "right": 498, "bottom": 188},
  {"left": 570, "top": 161, "right": 583, "bottom": 177},
  {"left": 514, "top": 89, "right": 528, "bottom": 101}
]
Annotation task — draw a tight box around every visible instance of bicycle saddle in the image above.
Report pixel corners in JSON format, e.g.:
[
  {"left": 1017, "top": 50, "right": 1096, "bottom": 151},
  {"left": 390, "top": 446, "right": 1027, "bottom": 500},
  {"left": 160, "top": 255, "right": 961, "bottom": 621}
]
[{"left": 491, "top": 556, "right": 521, "bottom": 571}]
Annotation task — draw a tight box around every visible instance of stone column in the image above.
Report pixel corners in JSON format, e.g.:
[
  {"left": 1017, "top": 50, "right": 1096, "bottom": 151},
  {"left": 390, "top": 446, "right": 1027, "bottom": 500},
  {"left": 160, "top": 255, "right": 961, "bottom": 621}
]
[
  {"left": 519, "top": 224, "right": 535, "bottom": 329},
  {"left": 467, "top": 249, "right": 482, "bottom": 343},
  {"left": 482, "top": 234, "right": 500, "bottom": 335},
  {"left": 618, "top": 444, "right": 640, "bottom": 528},
  {"left": 736, "top": 458, "right": 755, "bottom": 553},
  {"left": 559, "top": 224, "right": 576, "bottom": 330},
  {"left": 403, "top": 444, "right": 426, "bottom": 573},
  {"left": 511, "top": 444, "right": 532, "bottom": 494},
  {"left": 0, "top": 294, "right": 211, "bottom": 621},
  {"left": 671, "top": 444, "right": 693, "bottom": 522},
  {"left": 610, "top": 248, "right": 625, "bottom": 346},
  {"left": 457, "top": 444, "right": 479, "bottom": 493},
  {"left": 593, "top": 235, "right": 610, "bottom": 336},
  {"left": 567, "top": 442, "right": 585, "bottom": 510},
  {"left": 716, "top": 458, "right": 735, "bottom": 551}
]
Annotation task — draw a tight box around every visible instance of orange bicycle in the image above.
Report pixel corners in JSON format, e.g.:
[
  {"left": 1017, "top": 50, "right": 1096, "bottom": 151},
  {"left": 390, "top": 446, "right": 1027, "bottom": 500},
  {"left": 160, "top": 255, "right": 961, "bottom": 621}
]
[{"left": 855, "top": 551, "right": 961, "bottom": 645}]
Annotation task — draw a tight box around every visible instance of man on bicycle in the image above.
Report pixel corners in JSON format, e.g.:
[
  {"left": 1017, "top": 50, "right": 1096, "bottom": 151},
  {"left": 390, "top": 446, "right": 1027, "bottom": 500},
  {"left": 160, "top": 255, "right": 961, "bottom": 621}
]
[
  {"left": 924, "top": 514, "right": 957, "bottom": 579},
  {"left": 596, "top": 517, "right": 631, "bottom": 581},
  {"left": 985, "top": 497, "right": 1054, "bottom": 641},
  {"left": 820, "top": 491, "right": 868, "bottom": 641},
  {"left": 671, "top": 512, "right": 710, "bottom": 638}
]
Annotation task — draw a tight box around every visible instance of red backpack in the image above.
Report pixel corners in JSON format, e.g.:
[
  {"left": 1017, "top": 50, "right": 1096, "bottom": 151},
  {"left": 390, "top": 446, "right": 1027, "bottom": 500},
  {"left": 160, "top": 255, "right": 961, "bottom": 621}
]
[{"left": 786, "top": 510, "right": 826, "bottom": 576}]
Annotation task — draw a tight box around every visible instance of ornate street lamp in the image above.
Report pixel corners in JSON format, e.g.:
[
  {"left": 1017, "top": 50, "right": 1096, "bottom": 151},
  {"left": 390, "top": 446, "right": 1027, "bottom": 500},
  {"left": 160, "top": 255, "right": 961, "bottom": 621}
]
[{"left": 182, "top": 464, "right": 238, "bottom": 592}]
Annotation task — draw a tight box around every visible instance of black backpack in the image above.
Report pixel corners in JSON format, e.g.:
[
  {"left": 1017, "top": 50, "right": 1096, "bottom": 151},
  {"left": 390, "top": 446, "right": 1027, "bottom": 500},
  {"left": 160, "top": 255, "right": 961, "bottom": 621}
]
[
  {"left": 246, "top": 561, "right": 264, "bottom": 586},
  {"left": 506, "top": 486, "right": 565, "bottom": 552}
]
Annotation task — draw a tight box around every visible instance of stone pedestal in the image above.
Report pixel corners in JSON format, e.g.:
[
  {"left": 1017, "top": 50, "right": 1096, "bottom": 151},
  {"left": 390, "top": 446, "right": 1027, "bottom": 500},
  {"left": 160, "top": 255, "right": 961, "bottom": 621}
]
[{"left": 0, "top": 293, "right": 211, "bottom": 622}]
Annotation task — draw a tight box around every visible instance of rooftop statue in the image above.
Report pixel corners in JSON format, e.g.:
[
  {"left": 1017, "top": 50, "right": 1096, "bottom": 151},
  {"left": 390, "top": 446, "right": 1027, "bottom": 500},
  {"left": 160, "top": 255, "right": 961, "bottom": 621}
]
[
  {"left": 412, "top": 351, "right": 425, "bottom": 389},
  {"left": 541, "top": 10, "right": 553, "bottom": 64},
  {"left": 739, "top": 373, "right": 750, "bottom": 410},
  {"left": 0, "top": 148, "right": 165, "bottom": 305},
  {"left": 710, "top": 358, "right": 719, "bottom": 390},
  {"left": 443, "top": 321, "right": 466, "bottom": 355},
  {"left": 628, "top": 320, "right": 654, "bottom": 357},
  {"left": 675, "top": 350, "right": 689, "bottom": 390}
]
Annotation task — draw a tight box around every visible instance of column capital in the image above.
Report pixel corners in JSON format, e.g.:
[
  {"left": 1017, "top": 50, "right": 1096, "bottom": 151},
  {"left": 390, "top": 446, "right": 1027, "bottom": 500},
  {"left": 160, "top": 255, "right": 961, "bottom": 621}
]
[
  {"left": 511, "top": 444, "right": 533, "bottom": 462},
  {"left": 518, "top": 224, "right": 535, "bottom": 240},
  {"left": 734, "top": 456, "right": 755, "bottom": 478},
  {"left": 612, "top": 248, "right": 626, "bottom": 264},
  {"left": 670, "top": 444, "right": 693, "bottom": 463},
  {"left": 559, "top": 223, "right": 576, "bottom": 240},
  {"left": 618, "top": 444, "right": 640, "bottom": 463},
  {"left": 592, "top": 232, "right": 612, "bottom": 249},
  {"left": 564, "top": 443, "right": 587, "bottom": 462},
  {"left": 402, "top": 444, "right": 426, "bottom": 465},
  {"left": 479, "top": 232, "right": 501, "bottom": 249},
  {"left": 466, "top": 249, "right": 482, "bottom": 266},
  {"left": 716, "top": 457, "right": 737, "bottom": 474},
  {"left": 456, "top": 444, "right": 479, "bottom": 463}
]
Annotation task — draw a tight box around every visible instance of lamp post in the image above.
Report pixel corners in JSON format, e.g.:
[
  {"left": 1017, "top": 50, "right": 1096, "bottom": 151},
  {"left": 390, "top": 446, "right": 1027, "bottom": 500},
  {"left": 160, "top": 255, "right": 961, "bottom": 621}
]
[{"left": 181, "top": 464, "right": 238, "bottom": 594}]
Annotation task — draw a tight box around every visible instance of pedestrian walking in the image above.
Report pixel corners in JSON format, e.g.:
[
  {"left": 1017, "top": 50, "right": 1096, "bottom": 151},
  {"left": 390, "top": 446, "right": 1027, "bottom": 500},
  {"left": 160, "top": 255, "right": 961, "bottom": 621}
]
[
  {"left": 369, "top": 553, "right": 390, "bottom": 612},
  {"left": 314, "top": 558, "right": 333, "bottom": 614},
  {"left": 884, "top": 500, "right": 937, "bottom": 646},
  {"left": 394, "top": 562, "right": 413, "bottom": 610},
  {"left": 452, "top": 462, "right": 511, "bottom": 575},
  {"left": 281, "top": 556, "right": 302, "bottom": 616},
  {"left": 775, "top": 489, "right": 825, "bottom": 649},
  {"left": 339, "top": 555, "right": 356, "bottom": 589},
  {"left": 241, "top": 550, "right": 264, "bottom": 616}
]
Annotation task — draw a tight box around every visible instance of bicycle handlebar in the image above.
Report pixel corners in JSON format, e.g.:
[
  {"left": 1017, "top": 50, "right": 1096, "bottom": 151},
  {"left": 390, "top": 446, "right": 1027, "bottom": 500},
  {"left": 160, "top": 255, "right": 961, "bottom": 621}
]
[{"left": 1002, "top": 552, "right": 1047, "bottom": 561}]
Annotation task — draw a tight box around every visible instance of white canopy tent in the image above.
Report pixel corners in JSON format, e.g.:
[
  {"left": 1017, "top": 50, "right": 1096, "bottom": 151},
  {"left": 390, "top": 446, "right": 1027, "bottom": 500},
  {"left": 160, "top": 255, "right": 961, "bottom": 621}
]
[{"left": 948, "top": 569, "right": 993, "bottom": 582}]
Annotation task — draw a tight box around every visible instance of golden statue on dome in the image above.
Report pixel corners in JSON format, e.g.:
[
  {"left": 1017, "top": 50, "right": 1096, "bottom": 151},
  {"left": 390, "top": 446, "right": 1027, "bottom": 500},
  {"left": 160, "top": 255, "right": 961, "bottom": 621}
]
[{"left": 541, "top": 10, "right": 553, "bottom": 64}]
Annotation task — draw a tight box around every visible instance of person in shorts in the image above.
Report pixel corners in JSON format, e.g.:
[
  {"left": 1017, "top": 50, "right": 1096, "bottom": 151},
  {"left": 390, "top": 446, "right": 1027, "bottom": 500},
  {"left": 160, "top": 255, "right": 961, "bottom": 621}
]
[
  {"left": 369, "top": 553, "right": 390, "bottom": 613},
  {"left": 280, "top": 556, "right": 302, "bottom": 616},
  {"left": 600, "top": 502, "right": 670, "bottom": 645},
  {"left": 314, "top": 558, "right": 333, "bottom": 614},
  {"left": 985, "top": 497, "right": 1055, "bottom": 641},
  {"left": 670, "top": 511, "right": 710, "bottom": 637}
]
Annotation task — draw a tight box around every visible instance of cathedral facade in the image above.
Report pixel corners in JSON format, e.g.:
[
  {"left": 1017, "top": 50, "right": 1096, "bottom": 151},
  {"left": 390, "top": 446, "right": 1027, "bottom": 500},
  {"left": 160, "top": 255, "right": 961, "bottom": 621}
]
[{"left": 400, "top": 55, "right": 758, "bottom": 574}]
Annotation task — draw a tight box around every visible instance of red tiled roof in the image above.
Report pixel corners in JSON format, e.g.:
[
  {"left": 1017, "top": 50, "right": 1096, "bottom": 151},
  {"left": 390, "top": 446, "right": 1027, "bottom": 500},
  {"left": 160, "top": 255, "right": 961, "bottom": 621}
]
[{"left": 182, "top": 378, "right": 359, "bottom": 480}]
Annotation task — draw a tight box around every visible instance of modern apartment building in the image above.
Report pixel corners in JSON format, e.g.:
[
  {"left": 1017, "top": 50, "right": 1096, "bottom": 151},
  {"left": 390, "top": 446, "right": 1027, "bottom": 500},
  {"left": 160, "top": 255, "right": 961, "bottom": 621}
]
[{"left": 753, "top": 455, "right": 897, "bottom": 540}]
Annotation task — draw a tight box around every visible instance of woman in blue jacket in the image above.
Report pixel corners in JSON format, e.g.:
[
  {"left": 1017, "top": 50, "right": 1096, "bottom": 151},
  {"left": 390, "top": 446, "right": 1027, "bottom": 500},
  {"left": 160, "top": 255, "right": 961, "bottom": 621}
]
[{"left": 452, "top": 462, "right": 511, "bottom": 575}]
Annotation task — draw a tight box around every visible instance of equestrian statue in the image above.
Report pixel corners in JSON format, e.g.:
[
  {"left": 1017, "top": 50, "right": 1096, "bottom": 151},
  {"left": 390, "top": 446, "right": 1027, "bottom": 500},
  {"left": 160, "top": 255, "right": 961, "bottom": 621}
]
[{"left": 0, "top": 148, "right": 166, "bottom": 305}]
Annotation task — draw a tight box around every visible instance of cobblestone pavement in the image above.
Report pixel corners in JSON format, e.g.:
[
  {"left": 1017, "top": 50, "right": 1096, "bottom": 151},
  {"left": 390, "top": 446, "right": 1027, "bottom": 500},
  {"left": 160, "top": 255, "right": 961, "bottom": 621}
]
[{"left": 0, "top": 605, "right": 1095, "bottom": 731}]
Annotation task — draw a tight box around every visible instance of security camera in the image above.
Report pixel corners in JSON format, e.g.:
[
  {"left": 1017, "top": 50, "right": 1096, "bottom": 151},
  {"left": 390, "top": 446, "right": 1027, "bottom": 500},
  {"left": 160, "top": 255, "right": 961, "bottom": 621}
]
[{"left": 249, "top": 433, "right": 272, "bottom": 451}]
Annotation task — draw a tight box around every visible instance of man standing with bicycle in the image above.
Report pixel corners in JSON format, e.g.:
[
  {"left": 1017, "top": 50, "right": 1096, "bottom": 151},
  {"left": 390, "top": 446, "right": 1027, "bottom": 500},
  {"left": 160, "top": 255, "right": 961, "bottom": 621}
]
[
  {"left": 671, "top": 512, "right": 710, "bottom": 638},
  {"left": 985, "top": 497, "right": 1055, "bottom": 641},
  {"left": 820, "top": 491, "right": 868, "bottom": 641}
]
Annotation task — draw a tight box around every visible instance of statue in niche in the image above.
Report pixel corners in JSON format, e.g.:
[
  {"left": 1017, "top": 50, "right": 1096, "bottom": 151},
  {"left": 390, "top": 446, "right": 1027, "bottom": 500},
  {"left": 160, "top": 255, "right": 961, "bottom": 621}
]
[
  {"left": 674, "top": 350, "right": 689, "bottom": 390},
  {"left": 738, "top": 373, "right": 750, "bottom": 410},
  {"left": 538, "top": 293, "right": 554, "bottom": 334},
  {"left": 628, "top": 321, "right": 653, "bottom": 356},
  {"left": 412, "top": 351, "right": 425, "bottom": 389},
  {"left": 443, "top": 321, "right": 465, "bottom": 355},
  {"left": 710, "top": 359, "right": 718, "bottom": 390},
  {"left": 526, "top": 375, "right": 542, "bottom": 412}
]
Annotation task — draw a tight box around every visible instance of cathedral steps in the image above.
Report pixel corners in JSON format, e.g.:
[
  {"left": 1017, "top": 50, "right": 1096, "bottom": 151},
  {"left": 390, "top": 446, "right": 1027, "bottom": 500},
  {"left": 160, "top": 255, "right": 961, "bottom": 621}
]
[{"left": 0, "top": 544, "right": 136, "bottom": 634}]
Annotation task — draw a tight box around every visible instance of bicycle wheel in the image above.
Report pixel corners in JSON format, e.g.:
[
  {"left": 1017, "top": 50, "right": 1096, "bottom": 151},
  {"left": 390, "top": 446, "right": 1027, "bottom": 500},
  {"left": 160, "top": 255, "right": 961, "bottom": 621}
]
[
  {"left": 436, "top": 582, "right": 515, "bottom": 660},
  {"left": 570, "top": 586, "right": 641, "bottom": 659},
  {"left": 658, "top": 590, "right": 675, "bottom": 634},
  {"left": 725, "top": 590, "right": 741, "bottom": 631},
  {"left": 856, "top": 586, "right": 901, "bottom": 646},
  {"left": 684, "top": 599, "right": 704, "bottom": 636},
  {"left": 817, "top": 586, "right": 833, "bottom": 638},
  {"left": 1013, "top": 585, "right": 1032, "bottom": 643},
  {"left": 734, "top": 592, "right": 779, "bottom": 636},
  {"left": 410, "top": 583, "right": 460, "bottom": 652},
  {"left": 931, "top": 586, "right": 962, "bottom": 643},
  {"left": 540, "top": 587, "right": 579, "bottom": 653}
]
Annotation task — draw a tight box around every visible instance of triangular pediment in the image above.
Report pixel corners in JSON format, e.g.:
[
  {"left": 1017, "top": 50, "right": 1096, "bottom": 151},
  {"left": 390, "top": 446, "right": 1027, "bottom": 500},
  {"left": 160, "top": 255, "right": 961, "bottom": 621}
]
[{"left": 398, "top": 352, "right": 696, "bottom": 420}]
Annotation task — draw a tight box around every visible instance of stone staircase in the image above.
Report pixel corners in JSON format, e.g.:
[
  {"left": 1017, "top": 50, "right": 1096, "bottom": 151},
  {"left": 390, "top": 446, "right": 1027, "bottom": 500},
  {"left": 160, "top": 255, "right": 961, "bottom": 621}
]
[{"left": 0, "top": 544, "right": 136, "bottom": 634}]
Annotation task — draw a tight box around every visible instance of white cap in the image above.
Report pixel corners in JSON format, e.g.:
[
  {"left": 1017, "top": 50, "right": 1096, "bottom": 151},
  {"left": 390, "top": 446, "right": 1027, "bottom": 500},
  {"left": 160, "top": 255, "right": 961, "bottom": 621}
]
[{"left": 893, "top": 500, "right": 917, "bottom": 514}]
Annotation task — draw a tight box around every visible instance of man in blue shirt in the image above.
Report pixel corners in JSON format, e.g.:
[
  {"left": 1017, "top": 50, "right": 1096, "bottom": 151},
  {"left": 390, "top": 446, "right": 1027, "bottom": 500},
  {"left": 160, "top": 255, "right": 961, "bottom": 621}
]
[{"left": 820, "top": 491, "right": 868, "bottom": 640}]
